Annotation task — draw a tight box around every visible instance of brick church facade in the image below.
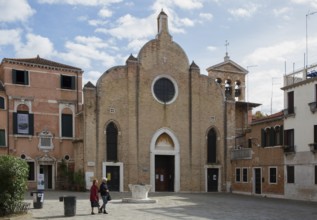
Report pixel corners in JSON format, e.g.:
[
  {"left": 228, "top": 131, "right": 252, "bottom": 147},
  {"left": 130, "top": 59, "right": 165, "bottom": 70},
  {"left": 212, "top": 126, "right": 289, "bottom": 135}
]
[{"left": 83, "top": 11, "right": 258, "bottom": 192}]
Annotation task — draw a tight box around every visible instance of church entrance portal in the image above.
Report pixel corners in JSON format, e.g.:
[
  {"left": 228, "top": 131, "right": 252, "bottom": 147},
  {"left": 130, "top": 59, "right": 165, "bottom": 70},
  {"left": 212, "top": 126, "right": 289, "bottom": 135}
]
[{"left": 155, "top": 155, "right": 174, "bottom": 191}]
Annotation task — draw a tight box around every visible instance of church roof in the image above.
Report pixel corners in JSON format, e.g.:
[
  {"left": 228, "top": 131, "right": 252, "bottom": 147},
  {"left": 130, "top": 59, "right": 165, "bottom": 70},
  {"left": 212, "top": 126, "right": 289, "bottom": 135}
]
[
  {"left": 84, "top": 81, "right": 96, "bottom": 88},
  {"left": 190, "top": 61, "right": 200, "bottom": 69},
  {"left": 126, "top": 54, "right": 138, "bottom": 62},
  {"left": 2, "top": 55, "right": 83, "bottom": 73},
  {"left": 206, "top": 53, "right": 248, "bottom": 74},
  {"left": 159, "top": 10, "right": 167, "bottom": 16}
]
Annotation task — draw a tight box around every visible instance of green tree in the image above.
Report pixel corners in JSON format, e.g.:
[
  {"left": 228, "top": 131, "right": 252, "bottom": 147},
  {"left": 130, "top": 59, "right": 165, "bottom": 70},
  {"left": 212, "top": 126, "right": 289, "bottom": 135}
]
[
  {"left": 0, "top": 155, "right": 29, "bottom": 216},
  {"left": 253, "top": 111, "right": 267, "bottom": 119}
]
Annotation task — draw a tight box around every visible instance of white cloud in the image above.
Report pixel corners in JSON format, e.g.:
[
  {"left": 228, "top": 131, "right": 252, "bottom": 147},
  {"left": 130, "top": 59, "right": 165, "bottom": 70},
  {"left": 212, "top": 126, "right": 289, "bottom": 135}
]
[
  {"left": 177, "top": 17, "right": 195, "bottom": 27},
  {"left": 98, "top": 7, "right": 113, "bottom": 18},
  {"left": 16, "top": 34, "right": 55, "bottom": 58},
  {"left": 96, "top": 14, "right": 156, "bottom": 40},
  {"left": 245, "top": 40, "right": 303, "bottom": 64},
  {"left": 84, "top": 70, "right": 102, "bottom": 85},
  {"left": 199, "top": 13, "right": 213, "bottom": 21},
  {"left": 127, "top": 39, "right": 149, "bottom": 52},
  {"left": 0, "top": 0, "right": 35, "bottom": 23},
  {"left": 59, "top": 36, "right": 117, "bottom": 69},
  {"left": 88, "top": 19, "right": 109, "bottom": 26},
  {"left": 38, "top": 0, "right": 122, "bottom": 6},
  {"left": 152, "top": 0, "right": 204, "bottom": 10},
  {"left": 74, "top": 36, "right": 109, "bottom": 48},
  {"left": 291, "top": 0, "right": 317, "bottom": 8},
  {"left": 0, "top": 29, "right": 22, "bottom": 49},
  {"left": 228, "top": 4, "right": 259, "bottom": 18},
  {"left": 273, "top": 7, "right": 291, "bottom": 21},
  {"left": 207, "top": 46, "right": 217, "bottom": 51},
  {"left": 273, "top": 7, "right": 291, "bottom": 16}
]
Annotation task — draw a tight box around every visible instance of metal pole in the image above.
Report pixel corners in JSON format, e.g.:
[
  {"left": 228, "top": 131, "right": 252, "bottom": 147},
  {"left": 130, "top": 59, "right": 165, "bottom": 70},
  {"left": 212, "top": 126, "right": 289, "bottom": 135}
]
[
  {"left": 246, "top": 65, "right": 257, "bottom": 102},
  {"left": 306, "top": 11, "right": 317, "bottom": 68}
]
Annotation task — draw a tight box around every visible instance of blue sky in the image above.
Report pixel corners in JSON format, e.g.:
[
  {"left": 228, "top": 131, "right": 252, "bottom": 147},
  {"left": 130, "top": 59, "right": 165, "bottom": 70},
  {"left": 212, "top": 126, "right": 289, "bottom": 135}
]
[{"left": 1, "top": 0, "right": 317, "bottom": 115}]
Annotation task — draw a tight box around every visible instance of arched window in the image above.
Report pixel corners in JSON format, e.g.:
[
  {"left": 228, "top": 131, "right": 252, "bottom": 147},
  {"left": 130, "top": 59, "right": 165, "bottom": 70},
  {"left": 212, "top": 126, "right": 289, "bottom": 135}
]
[
  {"left": 207, "top": 128, "right": 217, "bottom": 163},
  {"left": 13, "top": 104, "right": 34, "bottom": 135},
  {"left": 275, "top": 125, "right": 283, "bottom": 146},
  {"left": 106, "top": 122, "right": 118, "bottom": 161}
]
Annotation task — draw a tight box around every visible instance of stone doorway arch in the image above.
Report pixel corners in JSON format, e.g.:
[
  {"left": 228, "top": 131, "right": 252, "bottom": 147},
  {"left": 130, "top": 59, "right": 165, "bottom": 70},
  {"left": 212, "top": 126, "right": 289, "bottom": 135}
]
[{"left": 150, "top": 128, "right": 180, "bottom": 192}]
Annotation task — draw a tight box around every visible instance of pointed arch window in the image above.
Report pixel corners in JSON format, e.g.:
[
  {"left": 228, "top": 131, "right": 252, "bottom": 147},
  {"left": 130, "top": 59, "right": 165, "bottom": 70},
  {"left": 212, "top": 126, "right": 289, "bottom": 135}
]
[
  {"left": 106, "top": 122, "right": 118, "bottom": 161},
  {"left": 207, "top": 128, "right": 217, "bottom": 163}
]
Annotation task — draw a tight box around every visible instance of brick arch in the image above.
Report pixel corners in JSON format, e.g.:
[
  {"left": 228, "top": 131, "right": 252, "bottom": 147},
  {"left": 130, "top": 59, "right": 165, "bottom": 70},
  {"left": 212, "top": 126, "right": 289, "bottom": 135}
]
[
  {"left": 17, "top": 104, "right": 29, "bottom": 112},
  {"left": 61, "top": 107, "right": 73, "bottom": 114}
]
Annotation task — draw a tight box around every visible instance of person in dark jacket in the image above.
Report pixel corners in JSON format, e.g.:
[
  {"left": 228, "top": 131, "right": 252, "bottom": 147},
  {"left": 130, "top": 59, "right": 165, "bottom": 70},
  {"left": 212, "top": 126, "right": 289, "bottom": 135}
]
[
  {"left": 99, "top": 177, "right": 109, "bottom": 214},
  {"left": 90, "top": 179, "right": 99, "bottom": 215}
]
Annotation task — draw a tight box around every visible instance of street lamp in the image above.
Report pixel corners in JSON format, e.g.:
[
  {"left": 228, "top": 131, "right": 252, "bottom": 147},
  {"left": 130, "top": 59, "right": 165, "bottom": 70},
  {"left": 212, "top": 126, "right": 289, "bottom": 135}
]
[{"left": 306, "top": 11, "right": 317, "bottom": 68}]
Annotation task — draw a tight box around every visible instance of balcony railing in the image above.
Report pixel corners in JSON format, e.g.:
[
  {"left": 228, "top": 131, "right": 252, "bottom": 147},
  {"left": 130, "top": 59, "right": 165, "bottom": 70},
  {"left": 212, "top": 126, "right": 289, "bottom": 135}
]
[
  {"left": 308, "top": 102, "right": 317, "bottom": 113},
  {"left": 309, "top": 143, "right": 317, "bottom": 153},
  {"left": 231, "top": 148, "right": 252, "bottom": 160},
  {"left": 283, "top": 108, "right": 295, "bottom": 118},
  {"left": 283, "top": 63, "right": 317, "bottom": 87},
  {"left": 283, "top": 145, "right": 295, "bottom": 153}
]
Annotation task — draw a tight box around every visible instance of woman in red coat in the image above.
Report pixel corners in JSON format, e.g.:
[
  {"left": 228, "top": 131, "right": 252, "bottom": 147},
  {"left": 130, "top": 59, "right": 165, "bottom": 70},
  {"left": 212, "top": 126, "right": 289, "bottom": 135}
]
[{"left": 90, "top": 179, "right": 99, "bottom": 214}]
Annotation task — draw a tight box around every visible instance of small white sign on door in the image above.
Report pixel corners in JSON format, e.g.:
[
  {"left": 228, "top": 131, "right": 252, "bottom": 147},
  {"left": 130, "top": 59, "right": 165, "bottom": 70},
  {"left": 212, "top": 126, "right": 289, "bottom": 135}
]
[{"left": 37, "top": 174, "right": 45, "bottom": 190}]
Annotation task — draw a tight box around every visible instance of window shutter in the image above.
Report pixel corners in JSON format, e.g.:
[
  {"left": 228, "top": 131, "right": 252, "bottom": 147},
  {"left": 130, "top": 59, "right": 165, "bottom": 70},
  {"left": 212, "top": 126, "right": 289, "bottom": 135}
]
[
  {"left": 261, "top": 128, "right": 265, "bottom": 147},
  {"left": 13, "top": 112, "right": 17, "bottom": 134},
  {"left": 0, "top": 97, "right": 4, "bottom": 109},
  {"left": 12, "top": 69, "right": 17, "bottom": 84},
  {"left": 24, "top": 71, "right": 29, "bottom": 85},
  {"left": 270, "top": 127, "right": 275, "bottom": 146},
  {"left": 279, "top": 125, "right": 284, "bottom": 145},
  {"left": 29, "top": 114, "right": 34, "bottom": 135},
  {"left": 0, "top": 130, "right": 5, "bottom": 146},
  {"left": 62, "top": 114, "right": 73, "bottom": 137},
  {"left": 60, "top": 75, "right": 63, "bottom": 88},
  {"left": 71, "top": 76, "right": 75, "bottom": 90}
]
